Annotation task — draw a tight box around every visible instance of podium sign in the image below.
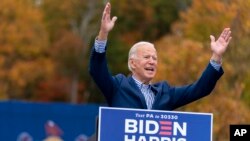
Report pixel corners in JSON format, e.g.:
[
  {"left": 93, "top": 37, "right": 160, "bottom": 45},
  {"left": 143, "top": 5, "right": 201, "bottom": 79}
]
[{"left": 98, "top": 107, "right": 213, "bottom": 141}]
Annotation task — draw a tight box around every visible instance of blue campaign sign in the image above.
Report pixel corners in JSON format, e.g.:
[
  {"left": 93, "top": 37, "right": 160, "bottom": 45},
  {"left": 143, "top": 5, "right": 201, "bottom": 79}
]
[{"left": 98, "top": 107, "right": 213, "bottom": 141}]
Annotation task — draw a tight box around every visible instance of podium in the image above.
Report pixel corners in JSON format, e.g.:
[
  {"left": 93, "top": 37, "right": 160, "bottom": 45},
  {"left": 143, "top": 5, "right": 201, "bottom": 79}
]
[{"left": 97, "top": 107, "right": 213, "bottom": 141}]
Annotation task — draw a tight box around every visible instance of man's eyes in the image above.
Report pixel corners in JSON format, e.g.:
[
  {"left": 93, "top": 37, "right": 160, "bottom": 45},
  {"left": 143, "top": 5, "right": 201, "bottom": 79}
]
[{"left": 143, "top": 56, "right": 157, "bottom": 60}]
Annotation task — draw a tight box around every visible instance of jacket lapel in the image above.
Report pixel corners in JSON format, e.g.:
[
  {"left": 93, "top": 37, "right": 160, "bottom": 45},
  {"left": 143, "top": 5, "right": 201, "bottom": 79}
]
[
  {"left": 128, "top": 76, "right": 147, "bottom": 108},
  {"left": 151, "top": 84, "right": 161, "bottom": 109}
]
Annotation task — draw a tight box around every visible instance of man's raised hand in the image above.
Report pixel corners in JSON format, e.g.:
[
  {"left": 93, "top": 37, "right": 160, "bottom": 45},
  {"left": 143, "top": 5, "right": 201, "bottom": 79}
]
[
  {"left": 210, "top": 28, "right": 232, "bottom": 62},
  {"left": 98, "top": 2, "right": 117, "bottom": 40}
]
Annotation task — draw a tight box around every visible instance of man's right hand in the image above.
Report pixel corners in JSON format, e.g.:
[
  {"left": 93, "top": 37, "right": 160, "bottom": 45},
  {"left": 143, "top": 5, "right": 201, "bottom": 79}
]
[{"left": 98, "top": 2, "right": 117, "bottom": 40}]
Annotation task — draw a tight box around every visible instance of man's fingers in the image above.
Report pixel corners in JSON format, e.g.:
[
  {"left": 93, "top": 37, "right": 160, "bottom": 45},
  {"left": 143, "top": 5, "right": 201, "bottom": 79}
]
[
  {"left": 223, "top": 28, "right": 231, "bottom": 39},
  {"left": 102, "top": 11, "right": 106, "bottom": 21},
  {"left": 102, "top": 3, "right": 111, "bottom": 20},
  {"left": 227, "top": 36, "right": 232, "bottom": 44},
  {"left": 219, "top": 28, "right": 232, "bottom": 43},
  {"left": 224, "top": 30, "right": 232, "bottom": 42},
  {"left": 225, "top": 31, "right": 231, "bottom": 42},
  {"left": 210, "top": 35, "right": 215, "bottom": 43},
  {"left": 219, "top": 29, "right": 226, "bottom": 38},
  {"left": 219, "top": 28, "right": 229, "bottom": 39},
  {"left": 112, "top": 16, "right": 118, "bottom": 23},
  {"left": 105, "top": 2, "right": 111, "bottom": 14}
]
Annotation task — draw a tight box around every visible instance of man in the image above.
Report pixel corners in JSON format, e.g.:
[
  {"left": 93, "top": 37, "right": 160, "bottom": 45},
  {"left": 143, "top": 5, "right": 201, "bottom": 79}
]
[{"left": 89, "top": 2, "right": 232, "bottom": 110}]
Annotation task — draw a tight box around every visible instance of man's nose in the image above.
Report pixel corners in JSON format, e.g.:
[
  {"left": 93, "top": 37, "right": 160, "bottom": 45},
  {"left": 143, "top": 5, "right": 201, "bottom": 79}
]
[{"left": 149, "top": 57, "right": 156, "bottom": 64}]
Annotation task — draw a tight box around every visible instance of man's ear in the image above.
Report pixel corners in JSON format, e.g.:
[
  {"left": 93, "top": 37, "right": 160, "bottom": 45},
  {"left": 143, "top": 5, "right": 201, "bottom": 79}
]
[{"left": 129, "top": 59, "right": 136, "bottom": 70}]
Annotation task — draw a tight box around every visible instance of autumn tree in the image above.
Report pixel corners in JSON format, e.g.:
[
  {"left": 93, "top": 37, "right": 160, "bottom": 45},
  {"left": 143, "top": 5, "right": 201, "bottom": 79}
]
[
  {"left": 229, "top": 0, "right": 250, "bottom": 107},
  {"left": 176, "top": 0, "right": 250, "bottom": 106},
  {"left": 0, "top": 0, "right": 54, "bottom": 100},
  {"left": 158, "top": 0, "right": 250, "bottom": 140},
  {"left": 40, "top": 0, "right": 104, "bottom": 103},
  {"left": 175, "top": 0, "right": 250, "bottom": 97}
]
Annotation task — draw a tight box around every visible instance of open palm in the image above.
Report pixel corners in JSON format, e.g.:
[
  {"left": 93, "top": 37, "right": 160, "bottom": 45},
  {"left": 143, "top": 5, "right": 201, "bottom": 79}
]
[
  {"left": 210, "top": 28, "right": 232, "bottom": 57},
  {"left": 100, "top": 3, "right": 117, "bottom": 34}
]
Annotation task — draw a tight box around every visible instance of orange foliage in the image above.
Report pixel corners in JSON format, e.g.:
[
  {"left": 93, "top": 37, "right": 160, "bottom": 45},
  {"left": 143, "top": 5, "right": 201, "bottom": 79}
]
[
  {"left": 8, "top": 59, "right": 54, "bottom": 88},
  {"left": 175, "top": 0, "right": 237, "bottom": 42},
  {"left": 0, "top": 0, "right": 53, "bottom": 99},
  {"left": 154, "top": 35, "right": 210, "bottom": 85},
  {"left": 153, "top": 34, "right": 250, "bottom": 141}
]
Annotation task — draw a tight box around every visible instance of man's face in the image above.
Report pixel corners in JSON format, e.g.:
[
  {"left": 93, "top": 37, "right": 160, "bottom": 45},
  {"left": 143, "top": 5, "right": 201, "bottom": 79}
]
[{"left": 130, "top": 44, "right": 157, "bottom": 84}]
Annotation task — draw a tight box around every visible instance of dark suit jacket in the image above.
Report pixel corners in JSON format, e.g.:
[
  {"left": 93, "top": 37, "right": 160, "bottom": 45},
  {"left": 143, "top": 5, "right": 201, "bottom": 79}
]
[{"left": 89, "top": 46, "right": 224, "bottom": 110}]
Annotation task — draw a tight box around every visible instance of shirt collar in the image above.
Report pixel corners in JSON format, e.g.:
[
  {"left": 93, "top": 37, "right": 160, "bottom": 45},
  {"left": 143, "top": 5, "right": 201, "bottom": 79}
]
[{"left": 132, "top": 75, "right": 150, "bottom": 89}]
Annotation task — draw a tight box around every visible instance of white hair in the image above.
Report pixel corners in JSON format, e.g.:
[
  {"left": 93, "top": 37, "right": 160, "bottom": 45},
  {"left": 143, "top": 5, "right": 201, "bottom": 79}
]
[{"left": 128, "top": 41, "right": 154, "bottom": 71}]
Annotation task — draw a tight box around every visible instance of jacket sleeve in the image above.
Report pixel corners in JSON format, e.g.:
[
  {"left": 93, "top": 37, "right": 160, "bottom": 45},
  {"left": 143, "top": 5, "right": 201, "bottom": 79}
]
[
  {"left": 170, "top": 63, "right": 224, "bottom": 109},
  {"left": 88, "top": 45, "right": 115, "bottom": 104}
]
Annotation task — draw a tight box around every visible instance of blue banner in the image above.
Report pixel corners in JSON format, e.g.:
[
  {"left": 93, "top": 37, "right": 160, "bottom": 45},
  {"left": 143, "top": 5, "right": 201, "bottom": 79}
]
[
  {"left": 0, "top": 101, "right": 100, "bottom": 141},
  {"left": 98, "top": 107, "right": 213, "bottom": 141}
]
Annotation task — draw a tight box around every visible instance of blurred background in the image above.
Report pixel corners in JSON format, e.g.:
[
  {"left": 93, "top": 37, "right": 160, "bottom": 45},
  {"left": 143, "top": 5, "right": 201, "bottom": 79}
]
[{"left": 0, "top": 0, "right": 250, "bottom": 140}]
